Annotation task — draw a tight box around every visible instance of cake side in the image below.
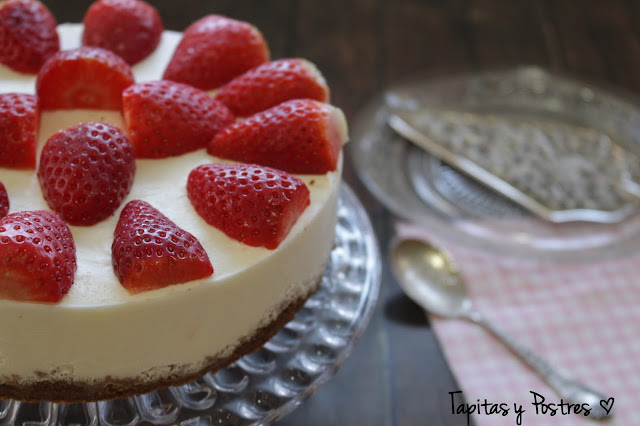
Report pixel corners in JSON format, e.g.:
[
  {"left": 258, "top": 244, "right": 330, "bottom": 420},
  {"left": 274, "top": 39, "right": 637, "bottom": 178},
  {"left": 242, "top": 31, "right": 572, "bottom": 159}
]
[{"left": 0, "top": 269, "right": 324, "bottom": 403}]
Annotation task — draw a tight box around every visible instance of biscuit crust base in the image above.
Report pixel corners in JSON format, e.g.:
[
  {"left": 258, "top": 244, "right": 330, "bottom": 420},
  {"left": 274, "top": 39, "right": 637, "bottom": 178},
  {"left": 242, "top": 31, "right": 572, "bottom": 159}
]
[{"left": 0, "top": 281, "right": 320, "bottom": 403}]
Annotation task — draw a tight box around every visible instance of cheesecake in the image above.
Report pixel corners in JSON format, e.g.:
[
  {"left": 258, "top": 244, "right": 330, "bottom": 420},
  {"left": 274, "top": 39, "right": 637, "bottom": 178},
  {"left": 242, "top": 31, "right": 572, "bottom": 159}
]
[{"left": 0, "top": 22, "right": 346, "bottom": 402}]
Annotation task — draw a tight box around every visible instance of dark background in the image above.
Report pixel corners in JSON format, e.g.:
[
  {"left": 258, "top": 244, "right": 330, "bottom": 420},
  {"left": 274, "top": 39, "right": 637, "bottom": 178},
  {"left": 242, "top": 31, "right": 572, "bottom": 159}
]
[{"left": 40, "top": 1, "right": 640, "bottom": 424}]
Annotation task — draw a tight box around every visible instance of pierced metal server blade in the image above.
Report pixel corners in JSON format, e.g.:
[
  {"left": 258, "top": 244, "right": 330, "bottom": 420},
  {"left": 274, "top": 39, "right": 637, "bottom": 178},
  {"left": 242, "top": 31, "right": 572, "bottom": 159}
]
[{"left": 388, "top": 109, "right": 640, "bottom": 224}]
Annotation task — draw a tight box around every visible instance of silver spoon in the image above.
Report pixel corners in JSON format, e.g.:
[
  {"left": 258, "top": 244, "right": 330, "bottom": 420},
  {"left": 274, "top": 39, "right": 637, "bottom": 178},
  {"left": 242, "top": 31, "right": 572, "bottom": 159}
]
[{"left": 390, "top": 238, "right": 612, "bottom": 420}]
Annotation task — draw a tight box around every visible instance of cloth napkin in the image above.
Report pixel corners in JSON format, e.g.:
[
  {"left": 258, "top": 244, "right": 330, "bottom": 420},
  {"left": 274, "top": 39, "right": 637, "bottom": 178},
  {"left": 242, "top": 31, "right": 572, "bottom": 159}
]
[{"left": 395, "top": 222, "right": 640, "bottom": 426}]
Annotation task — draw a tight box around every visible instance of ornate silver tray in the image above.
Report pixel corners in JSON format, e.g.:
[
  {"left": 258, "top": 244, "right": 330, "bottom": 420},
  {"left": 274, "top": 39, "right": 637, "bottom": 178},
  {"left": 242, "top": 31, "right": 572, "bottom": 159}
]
[
  {"left": 351, "top": 67, "right": 640, "bottom": 261},
  {"left": 0, "top": 184, "right": 381, "bottom": 425}
]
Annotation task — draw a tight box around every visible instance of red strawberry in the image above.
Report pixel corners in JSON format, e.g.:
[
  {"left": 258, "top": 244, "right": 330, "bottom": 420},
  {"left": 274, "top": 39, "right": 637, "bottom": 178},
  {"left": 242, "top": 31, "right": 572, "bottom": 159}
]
[
  {"left": 208, "top": 99, "right": 348, "bottom": 174},
  {"left": 38, "top": 121, "right": 136, "bottom": 226},
  {"left": 112, "top": 200, "right": 213, "bottom": 293},
  {"left": 0, "top": 93, "right": 38, "bottom": 169},
  {"left": 215, "top": 59, "right": 329, "bottom": 117},
  {"left": 0, "top": 182, "right": 8, "bottom": 217},
  {"left": 82, "top": 0, "right": 163, "bottom": 65},
  {"left": 163, "top": 15, "right": 269, "bottom": 91},
  {"left": 0, "top": 210, "right": 76, "bottom": 303},
  {"left": 122, "top": 80, "right": 235, "bottom": 158},
  {"left": 0, "top": 0, "right": 59, "bottom": 73},
  {"left": 187, "top": 163, "right": 310, "bottom": 249},
  {"left": 36, "top": 46, "right": 135, "bottom": 110}
]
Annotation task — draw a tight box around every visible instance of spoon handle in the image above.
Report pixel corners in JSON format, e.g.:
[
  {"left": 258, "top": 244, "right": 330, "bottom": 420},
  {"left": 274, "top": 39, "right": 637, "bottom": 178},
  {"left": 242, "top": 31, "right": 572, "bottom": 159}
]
[{"left": 468, "top": 312, "right": 610, "bottom": 419}]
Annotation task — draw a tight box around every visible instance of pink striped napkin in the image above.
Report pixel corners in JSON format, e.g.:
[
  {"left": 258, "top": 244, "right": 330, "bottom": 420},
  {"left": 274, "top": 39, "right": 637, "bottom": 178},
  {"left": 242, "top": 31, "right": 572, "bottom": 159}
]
[{"left": 395, "top": 222, "right": 639, "bottom": 426}]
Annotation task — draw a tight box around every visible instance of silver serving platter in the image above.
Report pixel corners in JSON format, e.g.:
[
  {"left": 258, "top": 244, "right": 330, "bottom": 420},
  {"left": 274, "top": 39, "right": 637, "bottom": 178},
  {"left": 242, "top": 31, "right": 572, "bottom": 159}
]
[
  {"left": 351, "top": 66, "right": 640, "bottom": 261},
  {"left": 0, "top": 184, "right": 381, "bottom": 426}
]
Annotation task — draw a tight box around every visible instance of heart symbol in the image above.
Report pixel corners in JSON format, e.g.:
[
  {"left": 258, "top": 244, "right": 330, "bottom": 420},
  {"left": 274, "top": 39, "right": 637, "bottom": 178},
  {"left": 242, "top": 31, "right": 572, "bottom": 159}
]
[{"left": 599, "top": 397, "right": 614, "bottom": 415}]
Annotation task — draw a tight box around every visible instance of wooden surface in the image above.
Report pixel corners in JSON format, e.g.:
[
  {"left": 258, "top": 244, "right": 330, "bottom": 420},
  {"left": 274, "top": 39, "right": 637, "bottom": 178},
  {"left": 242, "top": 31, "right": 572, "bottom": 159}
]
[{"left": 41, "top": 1, "right": 640, "bottom": 425}]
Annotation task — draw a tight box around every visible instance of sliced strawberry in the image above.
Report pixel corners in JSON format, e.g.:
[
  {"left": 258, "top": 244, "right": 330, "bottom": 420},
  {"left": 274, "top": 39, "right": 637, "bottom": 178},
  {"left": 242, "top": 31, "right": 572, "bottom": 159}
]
[
  {"left": 38, "top": 121, "right": 136, "bottom": 226},
  {"left": 0, "top": 210, "right": 76, "bottom": 303},
  {"left": 82, "top": 0, "right": 163, "bottom": 65},
  {"left": 122, "top": 80, "right": 235, "bottom": 158},
  {"left": 0, "top": 0, "right": 59, "bottom": 73},
  {"left": 215, "top": 59, "right": 329, "bottom": 117},
  {"left": 112, "top": 200, "right": 213, "bottom": 293},
  {"left": 0, "top": 93, "right": 38, "bottom": 169},
  {"left": 0, "top": 182, "right": 8, "bottom": 217},
  {"left": 187, "top": 163, "right": 310, "bottom": 249},
  {"left": 163, "top": 15, "right": 269, "bottom": 91},
  {"left": 36, "top": 46, "right": 135, "bottom": 110},
  {"left": 208, "top": 99, "right": 348, "bottom": 174}
]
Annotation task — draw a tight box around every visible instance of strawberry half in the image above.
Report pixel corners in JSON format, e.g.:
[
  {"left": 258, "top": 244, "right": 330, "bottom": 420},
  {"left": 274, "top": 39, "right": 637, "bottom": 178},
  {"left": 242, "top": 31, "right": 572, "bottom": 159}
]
[
  {"left": 36, "top": 46, "right": 135, "bottom": 110},
  {"left": 215, "top": 58, "right": 329, "bottom": 117},
  {"left": 0, "top": 93, "right": 38, "bottom": 169},
  {"left": 38, "top": 121, "right": 136, "bottom": 226},
  {"left": 208, "top": 99, "right": 348, "bottom": 174},
  {"left": 0, "top": 182, "right": 8, "bottom": 218},
  {"left": 187, "top": 163, "right": 310, "bottom": 250},
  {"left": 0, "top": 0, "right": 59, "bottom": 73},
  {"left": 82, "top": 0, "right": 163, "bottom": 65},
  {"left": 163, "top": 15, "right": 269, "bottom": 91},
  {"left": 112, "top": 200, "right": 213, "bottom": 293},
  {"left": 122, "top": 80, "right": 235, "bottom": 158},
  {"left": 0, "top": 210, "right": 76, "bottom": 303}
]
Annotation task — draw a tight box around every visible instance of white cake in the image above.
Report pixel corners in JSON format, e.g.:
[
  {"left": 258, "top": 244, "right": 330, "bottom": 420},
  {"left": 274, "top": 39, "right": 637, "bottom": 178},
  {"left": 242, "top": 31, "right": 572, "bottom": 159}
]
[{"left": 0, "top": 24, "right": 344, "bottom": 402}]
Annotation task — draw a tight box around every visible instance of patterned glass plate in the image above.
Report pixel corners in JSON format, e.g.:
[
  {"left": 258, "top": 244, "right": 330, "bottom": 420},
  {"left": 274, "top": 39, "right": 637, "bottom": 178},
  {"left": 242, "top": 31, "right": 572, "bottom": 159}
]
[
  {"left": 0, "top": 184, "right": 381, "bottom": 426},
  {"left": 351, "top": 66, "right": 640, "bottom": 261}
]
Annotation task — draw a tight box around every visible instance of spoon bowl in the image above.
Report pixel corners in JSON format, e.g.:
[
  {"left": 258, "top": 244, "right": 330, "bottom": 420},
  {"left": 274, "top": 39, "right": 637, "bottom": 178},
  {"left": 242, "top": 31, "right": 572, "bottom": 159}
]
[
  {"left": 390, "top": 236, "right": 612, "bottom": 420},
  {"left": 390, "top": 238, "right": 471, "bottom": 319}
]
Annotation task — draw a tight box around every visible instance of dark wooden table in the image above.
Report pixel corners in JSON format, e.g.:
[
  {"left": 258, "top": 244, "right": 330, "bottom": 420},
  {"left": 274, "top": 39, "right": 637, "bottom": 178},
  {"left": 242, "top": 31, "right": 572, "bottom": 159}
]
[{"left": 41, "top": 1, "right": 640, "bottom": 424}]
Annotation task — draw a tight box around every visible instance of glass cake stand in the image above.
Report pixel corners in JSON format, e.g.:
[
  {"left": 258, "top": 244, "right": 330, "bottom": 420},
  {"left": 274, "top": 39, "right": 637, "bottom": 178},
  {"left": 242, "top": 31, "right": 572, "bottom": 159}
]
[{"left": 0, "top": 184, "right": 381, "bottom": 426}]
